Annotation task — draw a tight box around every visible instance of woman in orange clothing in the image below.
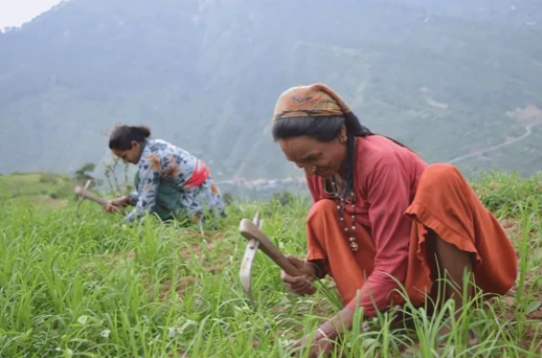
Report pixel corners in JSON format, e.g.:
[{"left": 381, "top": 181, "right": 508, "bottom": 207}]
[{"left": 272, "top": 83, "right": 518, "bottom": 356}]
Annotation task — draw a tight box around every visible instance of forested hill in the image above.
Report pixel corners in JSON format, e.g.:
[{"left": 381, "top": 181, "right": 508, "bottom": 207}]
[{"left": 1, "top": 0, "right": 542, "bottom": 182}]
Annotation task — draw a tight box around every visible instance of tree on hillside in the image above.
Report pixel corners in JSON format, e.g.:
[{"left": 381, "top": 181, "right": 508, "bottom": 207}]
[{"left": 74, "top": 162, "right": 96, "bottom": 185}]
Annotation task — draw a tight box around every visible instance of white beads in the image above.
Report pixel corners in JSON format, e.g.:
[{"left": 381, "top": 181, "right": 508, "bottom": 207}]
[
  {"left": 350, "top": 242, "right": 359, "bottom": 251},
  {"left": 331, "top": 176, "right": 359, "bottom": 253}
]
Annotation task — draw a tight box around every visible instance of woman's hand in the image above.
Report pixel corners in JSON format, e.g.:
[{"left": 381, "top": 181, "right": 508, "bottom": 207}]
[
  {"left": 280, "top": 255, "right": 317, "bottom": 296},
  {"left": 291, "top": 332, "right": 334, "bottom": 358},
  {"left": 290, "top": 308, "right": 356, "bottom": 358},
  {"left": 103, "top": 196, "right": 130, "bottom": 213},
  {"left": 290, "top": 323, "right": 338, "bottom": 358},
  {"left": 292, "top": 336, "right": 334, "bottom": 358}
]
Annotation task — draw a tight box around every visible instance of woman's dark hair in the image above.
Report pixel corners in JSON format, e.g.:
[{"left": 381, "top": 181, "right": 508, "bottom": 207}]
[
  {"left": 272, "top": 113, "right": 414, "bottom": 201},
  {"left": 109, "top": 125, "right": 151, "bottom": 151},
  {"left": 272, "top": 115, "right": 372, "bottom": 200},
  {"left": 272, "top": 115, "right": 346, "bottom": 142}
]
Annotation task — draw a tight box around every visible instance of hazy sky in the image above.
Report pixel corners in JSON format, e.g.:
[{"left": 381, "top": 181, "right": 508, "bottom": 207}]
[{"left": 0, "top": 0, "right": 64, "bottom": 28}]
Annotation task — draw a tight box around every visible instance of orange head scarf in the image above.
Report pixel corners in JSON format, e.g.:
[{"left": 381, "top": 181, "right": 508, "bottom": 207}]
[{"left": 272, "top": 83, "right": 373, "bottom": 137}]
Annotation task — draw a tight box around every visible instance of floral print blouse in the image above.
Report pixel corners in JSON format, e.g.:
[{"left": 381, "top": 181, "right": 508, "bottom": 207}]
[{"left": 124, "top": 139, "right": 224, "bottom": 223}]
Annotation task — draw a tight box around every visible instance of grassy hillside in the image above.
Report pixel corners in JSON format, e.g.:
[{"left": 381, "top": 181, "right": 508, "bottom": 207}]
[
  {"left": 0, "top": 172, "right": 73, "bottom": 200},
  {"left": 0, "top": 170, "right": 541, "bottom": 356}
]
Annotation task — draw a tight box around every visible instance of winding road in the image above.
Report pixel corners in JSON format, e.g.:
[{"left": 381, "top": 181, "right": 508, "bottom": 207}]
[
  {"left": 216, "top": 122, "right": 542, "bottom": 187},
  {"left": 447, "top": 122, "right": 542, "bottom": 164}
]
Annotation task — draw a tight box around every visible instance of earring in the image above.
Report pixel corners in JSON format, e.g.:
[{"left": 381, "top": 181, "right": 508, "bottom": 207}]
[
  {"left": 339, "top": 134, "right": 347, "bottom": 144},
  {"left": 311, "top": 166, "right": 317, "bottom": 174}
]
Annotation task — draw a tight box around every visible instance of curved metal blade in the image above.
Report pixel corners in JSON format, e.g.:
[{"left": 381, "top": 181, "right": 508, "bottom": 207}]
[{"left": 240, "top": 212, "right": 263, "bottom": 306}]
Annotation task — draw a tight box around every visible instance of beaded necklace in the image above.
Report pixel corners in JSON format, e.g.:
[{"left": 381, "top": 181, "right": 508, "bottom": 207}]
[{"left": 325, "top": 176, "right": 358, "bottom": 252}]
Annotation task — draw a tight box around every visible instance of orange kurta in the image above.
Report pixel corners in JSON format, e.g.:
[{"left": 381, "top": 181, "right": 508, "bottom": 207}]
[{"left": 305, "top": 135, "right": 518, "bottom": 317}]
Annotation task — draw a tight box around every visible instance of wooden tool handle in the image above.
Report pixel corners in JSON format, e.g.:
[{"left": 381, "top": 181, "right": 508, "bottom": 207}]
[
  {"left": 74, "top": 186, "right": 109, "bottom": 206},
  {"left": 252, "top": 211, "right": 262, "bottom": 228},
  {"left": 239, "top": 219, "right": 303, "bottom": 276}
]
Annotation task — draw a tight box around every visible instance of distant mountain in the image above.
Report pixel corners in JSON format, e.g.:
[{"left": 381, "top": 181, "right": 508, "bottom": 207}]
[
  {"left": 1, "top": 0, "right": 542, "bottom": 182},
  {"left": 394, "top": 0, "right": 541, "bottom": 29}
]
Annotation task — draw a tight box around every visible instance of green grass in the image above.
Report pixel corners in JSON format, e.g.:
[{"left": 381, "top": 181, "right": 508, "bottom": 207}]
[
  {"left": 0, "top": 171, "right": 541, "bottom": 357},
  {"left": 0, "top": 172, "right": 73, "bottom": 200}
]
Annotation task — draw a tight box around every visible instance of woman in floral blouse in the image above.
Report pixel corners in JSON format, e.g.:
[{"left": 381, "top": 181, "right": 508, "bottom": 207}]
[{"left": 105, "top": 125, "right": 226, "bottom": 225}]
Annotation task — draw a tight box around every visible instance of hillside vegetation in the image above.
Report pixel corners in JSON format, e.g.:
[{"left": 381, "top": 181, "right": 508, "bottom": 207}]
[
  {"left": 0, "top": 172, "right": 73, "bottom": 200},
  {"left": 1, "top": 0, "right": 542, "bottom": 180},
  {"left": 0, "top": 170, "right": 541, "bottom": 357}
]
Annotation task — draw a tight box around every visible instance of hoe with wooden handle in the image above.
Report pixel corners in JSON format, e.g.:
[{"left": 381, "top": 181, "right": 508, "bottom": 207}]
[
  {"left": 74, "top": 181, "right": 109, "bottom": 206},
  {"left": 239, "top": 212, "right": 302, "bottom": 306},
  {"left": 74, "top": 181, "right": 122, "bottom": 216}
]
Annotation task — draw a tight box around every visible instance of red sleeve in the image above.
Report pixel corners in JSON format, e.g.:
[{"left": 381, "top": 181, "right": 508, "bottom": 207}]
[{"left": 346, "top": 155, "right": 412, "bottom": 316}]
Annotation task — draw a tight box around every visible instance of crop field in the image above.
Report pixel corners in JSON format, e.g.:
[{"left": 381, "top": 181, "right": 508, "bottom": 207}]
[{"left": 0, "top": 172, "right": 541, "bottom": 357}]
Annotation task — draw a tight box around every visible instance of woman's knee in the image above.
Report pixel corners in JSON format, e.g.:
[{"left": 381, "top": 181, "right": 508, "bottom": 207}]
[
  {"left": 307, "top": 199, "right": 337, "bottom": 223},
  {"left": 421, "top": 163, "right": 464, "bottom": 188},
  {"left": 416, "top": 164, "right": 474, "bottom": 207}
]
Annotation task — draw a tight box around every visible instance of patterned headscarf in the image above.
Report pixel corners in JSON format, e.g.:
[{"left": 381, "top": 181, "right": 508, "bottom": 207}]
[{"left": 272, "top": 83, "right": 373, "bottom": 137}]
